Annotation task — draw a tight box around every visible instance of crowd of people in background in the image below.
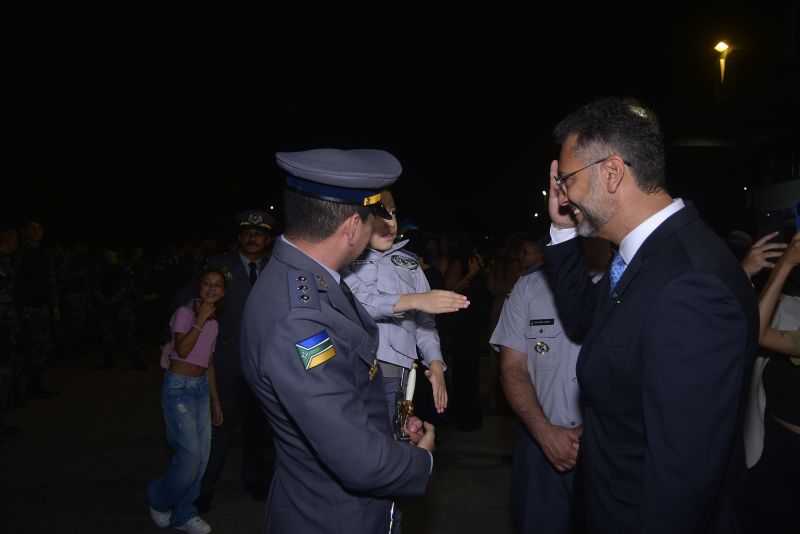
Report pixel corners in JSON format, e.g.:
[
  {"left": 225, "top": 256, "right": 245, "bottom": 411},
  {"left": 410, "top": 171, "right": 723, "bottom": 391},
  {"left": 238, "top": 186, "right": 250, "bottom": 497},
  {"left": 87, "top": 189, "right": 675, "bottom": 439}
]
[{"left": 0, "top": 219, "right": 519, "bottom": 409}]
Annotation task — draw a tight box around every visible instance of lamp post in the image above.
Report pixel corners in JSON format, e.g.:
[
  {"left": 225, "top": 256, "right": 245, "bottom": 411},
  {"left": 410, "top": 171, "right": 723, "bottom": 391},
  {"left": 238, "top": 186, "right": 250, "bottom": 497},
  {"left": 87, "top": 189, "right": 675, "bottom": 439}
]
[{"left": 714, "top": 41, "right": 731, "bottom": 83}]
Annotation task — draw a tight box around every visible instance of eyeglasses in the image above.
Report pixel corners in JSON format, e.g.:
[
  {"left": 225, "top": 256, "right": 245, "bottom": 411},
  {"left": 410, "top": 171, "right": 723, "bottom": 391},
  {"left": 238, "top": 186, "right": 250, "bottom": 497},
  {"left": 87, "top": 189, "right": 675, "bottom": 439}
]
[{"left": 554, "top": 156, "right": 632, "bottom": 193}]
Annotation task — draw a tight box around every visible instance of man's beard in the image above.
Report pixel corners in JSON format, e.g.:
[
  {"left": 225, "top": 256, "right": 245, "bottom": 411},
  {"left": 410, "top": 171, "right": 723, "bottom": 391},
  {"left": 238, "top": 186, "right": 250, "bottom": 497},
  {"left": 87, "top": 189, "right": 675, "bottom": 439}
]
[{"left": 574, "top": 180, "right": 613, "bottom": 238}]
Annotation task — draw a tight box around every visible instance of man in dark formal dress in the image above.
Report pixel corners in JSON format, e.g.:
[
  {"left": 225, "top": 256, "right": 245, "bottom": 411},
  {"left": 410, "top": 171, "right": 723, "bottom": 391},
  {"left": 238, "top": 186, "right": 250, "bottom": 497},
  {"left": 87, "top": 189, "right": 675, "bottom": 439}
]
[
  {"left": 543, "top": 97, "right": 758, "bottom": 533},
  {"left": 194, "top": 209, "right": 276, "bottom": 512}
]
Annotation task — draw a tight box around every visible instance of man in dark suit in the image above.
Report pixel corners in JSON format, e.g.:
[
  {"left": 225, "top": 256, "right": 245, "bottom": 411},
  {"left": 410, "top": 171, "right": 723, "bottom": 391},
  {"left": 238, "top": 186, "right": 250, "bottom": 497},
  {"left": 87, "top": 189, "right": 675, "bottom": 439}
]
[
  {"left": 542, "top": 97, "right": 758, "bottom": 533},
  {"left": 195, "top": 209, "right": 276, "bottom": 512},
  {"left": 241, "top": 148, "right": 435, "bottom": 533}
]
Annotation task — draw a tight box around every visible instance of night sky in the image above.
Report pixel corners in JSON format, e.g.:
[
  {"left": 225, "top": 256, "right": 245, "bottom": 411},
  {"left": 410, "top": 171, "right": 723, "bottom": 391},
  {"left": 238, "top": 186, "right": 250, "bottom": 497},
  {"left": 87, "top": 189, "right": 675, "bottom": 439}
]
[{"left": 4, "top": 5, "right": 798, "bottom": 253}]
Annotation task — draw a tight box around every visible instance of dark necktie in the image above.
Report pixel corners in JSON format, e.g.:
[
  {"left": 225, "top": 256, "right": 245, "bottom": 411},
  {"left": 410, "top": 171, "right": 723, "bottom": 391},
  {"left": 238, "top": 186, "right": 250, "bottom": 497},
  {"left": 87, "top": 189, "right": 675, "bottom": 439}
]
[
  {"left": 248, "top": 262, "right": 258, "bottom": 286},
  {"left": 339, "top": 278, "right": 359, "bottom": 314},
  {"left": 608, "top": 252, "right": 626, "bottom": 295}
]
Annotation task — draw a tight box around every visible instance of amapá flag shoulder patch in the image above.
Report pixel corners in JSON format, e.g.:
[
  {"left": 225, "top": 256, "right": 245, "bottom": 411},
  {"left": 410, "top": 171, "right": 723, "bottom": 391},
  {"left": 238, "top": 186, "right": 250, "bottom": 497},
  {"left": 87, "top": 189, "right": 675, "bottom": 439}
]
[{"left": 295, "top": 330, "right": 337, "bottom": 370}]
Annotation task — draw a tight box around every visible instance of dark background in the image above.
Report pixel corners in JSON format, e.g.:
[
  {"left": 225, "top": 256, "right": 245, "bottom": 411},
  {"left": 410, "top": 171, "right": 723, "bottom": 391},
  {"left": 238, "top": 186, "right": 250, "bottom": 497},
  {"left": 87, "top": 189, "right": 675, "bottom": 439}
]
[{"left": 4, "top": 4, "right": 798, "bottom": 251}]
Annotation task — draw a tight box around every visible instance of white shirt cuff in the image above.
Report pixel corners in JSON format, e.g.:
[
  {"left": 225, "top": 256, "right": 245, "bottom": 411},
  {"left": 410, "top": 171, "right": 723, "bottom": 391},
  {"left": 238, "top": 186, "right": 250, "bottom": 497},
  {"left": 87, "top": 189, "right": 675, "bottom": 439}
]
[{"left": 549, "top": 224, "right": 577, "bottom": 245}]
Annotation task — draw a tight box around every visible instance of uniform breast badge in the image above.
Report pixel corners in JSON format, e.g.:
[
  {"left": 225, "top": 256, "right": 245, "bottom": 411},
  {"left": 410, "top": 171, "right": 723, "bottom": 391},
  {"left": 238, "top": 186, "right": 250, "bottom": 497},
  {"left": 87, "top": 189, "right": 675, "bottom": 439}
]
[
  {"left": 534, "top": 341, "right": 550, "bottom": 356},
  {"left": 369, "top": 358, "right": 378, "bottom": 381}
]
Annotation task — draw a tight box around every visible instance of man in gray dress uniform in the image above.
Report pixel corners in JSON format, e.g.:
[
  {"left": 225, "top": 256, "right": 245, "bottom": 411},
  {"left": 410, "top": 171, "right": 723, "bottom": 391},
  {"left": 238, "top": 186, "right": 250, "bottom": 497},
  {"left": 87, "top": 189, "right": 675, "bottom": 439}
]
[{"left": 241, "top": 148, "right": 435, "bottom": 534}]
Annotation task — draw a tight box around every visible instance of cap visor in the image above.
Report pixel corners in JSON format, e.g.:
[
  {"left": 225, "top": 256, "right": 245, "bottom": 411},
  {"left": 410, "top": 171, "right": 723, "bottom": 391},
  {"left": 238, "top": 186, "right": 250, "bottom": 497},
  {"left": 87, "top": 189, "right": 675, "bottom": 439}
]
[{"left": 372, "top": 202, "right": 392, "bottom": 220}]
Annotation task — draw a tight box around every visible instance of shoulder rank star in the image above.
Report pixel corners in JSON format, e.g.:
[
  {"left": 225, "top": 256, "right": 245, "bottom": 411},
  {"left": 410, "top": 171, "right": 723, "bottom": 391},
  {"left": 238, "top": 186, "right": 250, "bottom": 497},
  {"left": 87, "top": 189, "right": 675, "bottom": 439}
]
[{"left": 369, "top": 358, "right": 378, "bottom": 381}]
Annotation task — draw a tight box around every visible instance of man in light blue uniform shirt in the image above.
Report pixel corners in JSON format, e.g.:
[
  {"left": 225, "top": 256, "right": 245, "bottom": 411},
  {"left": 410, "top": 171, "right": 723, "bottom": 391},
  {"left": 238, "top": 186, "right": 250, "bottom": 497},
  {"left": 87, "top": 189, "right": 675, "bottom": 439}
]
[{"left": 490, "top": 235, "right": 608, "bottom": 533}]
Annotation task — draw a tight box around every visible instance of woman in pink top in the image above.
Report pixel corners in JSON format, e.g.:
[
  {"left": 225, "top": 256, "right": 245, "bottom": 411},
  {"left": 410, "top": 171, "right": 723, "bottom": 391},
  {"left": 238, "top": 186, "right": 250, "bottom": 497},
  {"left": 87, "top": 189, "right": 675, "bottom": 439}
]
[{"left": 147, "top": 268, "right": 225, "bottom": 534}]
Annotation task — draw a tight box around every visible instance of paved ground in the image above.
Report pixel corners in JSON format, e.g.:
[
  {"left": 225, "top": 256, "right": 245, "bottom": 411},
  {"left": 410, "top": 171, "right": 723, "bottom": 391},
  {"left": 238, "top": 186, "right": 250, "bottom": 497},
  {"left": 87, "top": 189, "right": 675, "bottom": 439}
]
[{"left": 1, "top": 342, "right": 517, "bottom": 534}]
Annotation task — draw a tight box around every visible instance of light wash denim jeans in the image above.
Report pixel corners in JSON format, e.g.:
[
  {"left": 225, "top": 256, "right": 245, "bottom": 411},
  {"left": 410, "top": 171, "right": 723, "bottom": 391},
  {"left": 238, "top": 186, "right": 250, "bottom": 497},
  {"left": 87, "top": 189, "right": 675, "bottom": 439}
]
[{"left": 147, "top": 371, "right": 211, "bottom": 527}]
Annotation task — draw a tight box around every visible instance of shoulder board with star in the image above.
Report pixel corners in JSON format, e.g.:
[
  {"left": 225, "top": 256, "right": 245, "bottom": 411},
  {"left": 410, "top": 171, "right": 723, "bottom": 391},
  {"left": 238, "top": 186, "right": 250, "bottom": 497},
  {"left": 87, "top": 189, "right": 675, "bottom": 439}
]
[{"left": 288, "top": 269, "right": 321, "bottom": 310}]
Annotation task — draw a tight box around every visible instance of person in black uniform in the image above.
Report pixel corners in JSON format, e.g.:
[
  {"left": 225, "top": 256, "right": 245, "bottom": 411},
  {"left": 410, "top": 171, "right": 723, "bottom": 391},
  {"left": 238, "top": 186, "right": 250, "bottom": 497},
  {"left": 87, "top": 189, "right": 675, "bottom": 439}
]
[
  {"left": 13, "top": 221, "right": 59, "bottom": 401},
  {"left": 241, "top": 148, "right": 436, "bottom": 534}
]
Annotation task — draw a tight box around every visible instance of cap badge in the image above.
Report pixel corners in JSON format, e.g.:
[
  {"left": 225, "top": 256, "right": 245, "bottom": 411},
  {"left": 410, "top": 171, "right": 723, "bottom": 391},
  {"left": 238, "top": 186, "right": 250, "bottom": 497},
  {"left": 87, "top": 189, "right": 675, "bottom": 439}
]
[{"left": 362, "top": 192, "right": 382, "bottom": 207}]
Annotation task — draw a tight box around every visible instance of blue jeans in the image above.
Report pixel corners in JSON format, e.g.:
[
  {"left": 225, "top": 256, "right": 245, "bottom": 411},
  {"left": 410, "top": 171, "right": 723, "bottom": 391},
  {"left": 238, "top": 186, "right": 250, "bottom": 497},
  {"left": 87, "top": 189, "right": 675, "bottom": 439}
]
[{"left": 147, "top": 371, "right": 211, "bottom": 527}]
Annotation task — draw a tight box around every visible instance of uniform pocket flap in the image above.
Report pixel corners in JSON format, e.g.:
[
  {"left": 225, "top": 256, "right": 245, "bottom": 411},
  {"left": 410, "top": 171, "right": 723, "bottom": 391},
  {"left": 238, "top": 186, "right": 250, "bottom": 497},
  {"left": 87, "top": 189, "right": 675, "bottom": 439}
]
[{"left": 526, "top": 319, "right": 563, "bottom": 339}]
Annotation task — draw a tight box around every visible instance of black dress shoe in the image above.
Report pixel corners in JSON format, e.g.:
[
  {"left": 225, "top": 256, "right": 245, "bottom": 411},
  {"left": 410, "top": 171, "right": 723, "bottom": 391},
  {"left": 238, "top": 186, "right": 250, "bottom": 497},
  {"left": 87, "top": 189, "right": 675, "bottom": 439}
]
[{"left": 0, "top": 422, "right": 22, "bottom": 436}]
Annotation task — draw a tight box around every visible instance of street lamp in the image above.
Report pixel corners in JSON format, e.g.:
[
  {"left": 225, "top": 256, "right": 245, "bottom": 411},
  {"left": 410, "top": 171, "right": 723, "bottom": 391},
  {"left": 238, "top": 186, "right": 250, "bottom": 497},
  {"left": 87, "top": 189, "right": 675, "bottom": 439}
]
[{"left": 714, "top": 41, "right": 731, "bottom": 83}]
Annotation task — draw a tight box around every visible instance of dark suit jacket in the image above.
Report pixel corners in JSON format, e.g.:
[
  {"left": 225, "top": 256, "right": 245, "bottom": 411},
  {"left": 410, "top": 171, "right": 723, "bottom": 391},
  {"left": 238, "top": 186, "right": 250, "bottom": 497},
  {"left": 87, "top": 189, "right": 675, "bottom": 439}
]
[
  {"left": 543, "top": 204, "right": 758, "bottom": 533},
  {"left": 205, "top": 253, "right": 267, "bottom": 377},
  {"left": 241, "top": 239, "right": 431, "bottom": 534}
]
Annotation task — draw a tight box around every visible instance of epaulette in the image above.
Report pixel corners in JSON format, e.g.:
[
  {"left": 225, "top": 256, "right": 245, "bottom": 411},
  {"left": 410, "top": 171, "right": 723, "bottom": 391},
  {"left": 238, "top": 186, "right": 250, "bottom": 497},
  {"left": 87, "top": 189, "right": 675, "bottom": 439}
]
[
  {"left": 288, "top": 270, "right": 321, "bottom": 310},
  {"left": 520, "top": 264, "right": 545, "bottom": 278}
]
